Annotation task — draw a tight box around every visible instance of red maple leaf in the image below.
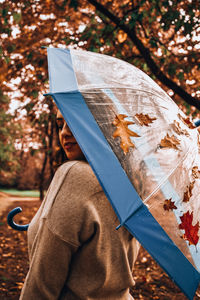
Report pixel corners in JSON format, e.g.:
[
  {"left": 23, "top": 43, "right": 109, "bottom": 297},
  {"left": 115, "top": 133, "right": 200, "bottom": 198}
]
[{"left": 179, "top": 211, "right": 199, "bottom": 246}]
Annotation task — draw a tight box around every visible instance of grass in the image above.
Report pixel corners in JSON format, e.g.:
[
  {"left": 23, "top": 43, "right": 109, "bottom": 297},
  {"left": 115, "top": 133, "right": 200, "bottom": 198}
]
[{"left": 0, "top": 188, "right": 39, "bottom": 198}]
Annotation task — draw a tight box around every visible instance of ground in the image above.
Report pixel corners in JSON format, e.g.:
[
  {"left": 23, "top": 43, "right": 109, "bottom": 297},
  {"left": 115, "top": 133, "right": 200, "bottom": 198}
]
[{"left": 0, "top": 196, "right": 199, "bottom": 300}]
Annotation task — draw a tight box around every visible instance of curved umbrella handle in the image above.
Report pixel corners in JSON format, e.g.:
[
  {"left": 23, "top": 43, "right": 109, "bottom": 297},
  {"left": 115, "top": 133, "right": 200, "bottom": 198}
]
[
  {"left": 195, "top": 119, "right": 200, "bottom": 127},
  {"left": 7, "top": 207, "right": 29, "bottom": 231}
]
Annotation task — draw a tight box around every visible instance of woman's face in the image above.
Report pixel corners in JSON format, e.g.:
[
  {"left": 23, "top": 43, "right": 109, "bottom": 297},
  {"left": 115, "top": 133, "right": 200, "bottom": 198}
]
[{"left": 56, "top": 110, "right": 84, "bottom": 161}]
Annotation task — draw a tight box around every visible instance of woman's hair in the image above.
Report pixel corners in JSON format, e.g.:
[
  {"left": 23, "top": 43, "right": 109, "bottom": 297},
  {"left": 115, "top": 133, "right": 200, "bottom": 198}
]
[{"left": 54, "top": 119, "right": 68, "bottom": 168}]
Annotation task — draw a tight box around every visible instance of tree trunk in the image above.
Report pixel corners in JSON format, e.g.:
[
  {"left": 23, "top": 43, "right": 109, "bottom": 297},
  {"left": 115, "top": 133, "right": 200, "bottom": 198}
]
[
  {"left": 49, "top": 112, "right": 55, "bottom": 180},
  {"left": 39, "top": 150, "right": 48, "bottom": 201}
]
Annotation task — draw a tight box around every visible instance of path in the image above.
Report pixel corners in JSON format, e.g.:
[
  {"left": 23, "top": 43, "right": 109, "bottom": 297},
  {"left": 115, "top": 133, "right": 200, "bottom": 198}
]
[{"left": 0, "top": 191, "right": 39, "bottom": 217}]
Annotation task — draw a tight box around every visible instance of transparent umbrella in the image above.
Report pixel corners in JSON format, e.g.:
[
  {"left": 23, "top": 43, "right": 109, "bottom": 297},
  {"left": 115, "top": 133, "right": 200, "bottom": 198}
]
[{"left": 8, "top": 47, "right": 200, "bottom": 299}]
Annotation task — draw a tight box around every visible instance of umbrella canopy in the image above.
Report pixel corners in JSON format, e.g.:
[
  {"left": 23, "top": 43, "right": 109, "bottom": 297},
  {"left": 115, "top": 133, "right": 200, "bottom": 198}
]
[{"left": 46, "top": 47, "right": 200, "bottom": 299}]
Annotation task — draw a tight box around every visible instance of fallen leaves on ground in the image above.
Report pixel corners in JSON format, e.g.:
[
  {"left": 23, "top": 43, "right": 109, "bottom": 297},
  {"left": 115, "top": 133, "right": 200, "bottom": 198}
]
[
  {"left": 0, "top": 200, "right": 200, "bottom": 299},
  {"left": 0, "top": 200, "right": 40, "bottom": 300},
  {"left": 112, "top": 114, "right": 140, "bottom": 154}
]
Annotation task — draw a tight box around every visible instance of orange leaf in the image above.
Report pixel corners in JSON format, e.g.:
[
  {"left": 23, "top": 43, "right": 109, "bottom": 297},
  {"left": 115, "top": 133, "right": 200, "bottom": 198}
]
[
  {"left": 173, "top": 121, "right": 189, "bottom": 136},
  {"left": 112, "top": 114, "right": 140, "bottom": 154},
  {"left": 163, "top": 198, "right": 177, "bottom": 211},
  {"left": 197, "top": 135, "right": 200, "bottom": 152},
  {"left": 178, "top": 113, "right": 196, "bottom": 129},
  {"left": 183, "top": 181, "right": 195, "bottom": 203},
  {"left": 192, "top": 166, "right": 200, "bottom": 179},
  {"left": 160, "top": 133, "right": 180, "bottom": 150},
  {"left": 179, "top": 211, "right": 199, "bottom": 246},
  {"left": 117, "top": 30, "right": 127, "bottom": 43},
  {"left": 135, "top": 113, "right": 156, "bottom": 126}
]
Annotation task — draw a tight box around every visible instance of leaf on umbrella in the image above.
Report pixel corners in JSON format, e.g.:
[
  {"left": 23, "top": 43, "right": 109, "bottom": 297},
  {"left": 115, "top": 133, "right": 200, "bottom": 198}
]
[
  {"left": 192, "top": 166, "right": 200, "bottom": 179},
  {"left": 163, "top": 198, "right": 177, "bottom": 211},
  {"left": 112, "top": 114, "right": 140, "bottom": 154},
  {"left": 197, "top": 135, "right": 200, "bottom": 152},
  {"left": 183, "top": 181, "right": 195, "bottom": 202},
  {"left": 179, "top": 211, "right": 199, "bottom": 246},
  {"left": 173, "top": 121, "right": 189, "bottom": 136},
  {"left": 135, "top": 113, "right": 156, "bottom": 126},
  {"left": 159, "top": 133, "right": 181, "bottom": 150},
  {"left": 178, "top": 113, "right": 196, "bottom": 129}
]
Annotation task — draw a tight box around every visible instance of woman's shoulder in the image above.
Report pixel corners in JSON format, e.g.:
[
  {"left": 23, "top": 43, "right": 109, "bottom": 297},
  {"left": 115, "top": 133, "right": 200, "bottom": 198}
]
[
  {"left": 57, "top": 160, "right": 102, "bottom": 194},
  {"left": 46, "top": 161, "right": 104, "bottom": 242}
]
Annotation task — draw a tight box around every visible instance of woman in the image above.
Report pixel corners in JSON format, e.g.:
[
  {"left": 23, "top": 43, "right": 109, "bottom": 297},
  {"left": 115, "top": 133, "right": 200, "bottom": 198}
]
[{"left": 20, "top": 110, "right": 140, "bottom": 300}]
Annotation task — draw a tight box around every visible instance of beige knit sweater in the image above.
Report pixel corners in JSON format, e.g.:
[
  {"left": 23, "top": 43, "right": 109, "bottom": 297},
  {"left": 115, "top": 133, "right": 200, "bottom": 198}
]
[{"left": 20, "top": 161, "right": 140, "bottom": 300}]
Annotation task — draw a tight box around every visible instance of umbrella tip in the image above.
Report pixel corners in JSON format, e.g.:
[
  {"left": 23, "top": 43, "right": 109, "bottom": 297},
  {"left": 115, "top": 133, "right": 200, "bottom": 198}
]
[
  {"left": 194, "top": 119, "right": 200, "bottom": 127},
  {"left": 116, "top": 224, "right": 122, "bottom": 230}
]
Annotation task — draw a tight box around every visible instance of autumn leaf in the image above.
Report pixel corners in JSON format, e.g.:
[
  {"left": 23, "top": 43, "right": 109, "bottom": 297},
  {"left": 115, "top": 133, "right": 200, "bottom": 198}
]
[
  {"left": 112, "top": 114, "right": 140, "bottom": 154},
  {"left": 135, "top": 113, "right": 156, "bottom": 126},
  {"left": 192, "top": 166, "right": 200, "bottom": 179},
  {"left": 183, "top": 181, "right": 195, "bottom": 203},
  {"left": 178, "top": 113, "right": 196, "bottom": 129},
  {"left": 117, "top": 30, "right": 127, "bottom": 43},
  {"left": 163, "top": 198, "right": 177, "bottom": 211},
  {"left": 179, "top": 211, "right": 199, "bottom": 246},
  {"left": 197, "top": 135, "right": 200, "bottom": 154},
  {"left": 173, "top": 120, "right": 189, "bottom": 136},
  {"left": 159, "top": 133, "right": 181, "bottom": 150}
]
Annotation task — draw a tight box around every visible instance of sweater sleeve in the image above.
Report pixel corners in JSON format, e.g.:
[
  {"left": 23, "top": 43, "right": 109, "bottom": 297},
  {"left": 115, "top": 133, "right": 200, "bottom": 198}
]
[{"left": 19, "top": 220, "right": 78, "bottom": 300}]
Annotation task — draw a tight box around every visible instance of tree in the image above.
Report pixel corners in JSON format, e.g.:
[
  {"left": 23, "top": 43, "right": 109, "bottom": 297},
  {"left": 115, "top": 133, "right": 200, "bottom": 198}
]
[
  {"left": 0, "top": 91, "right": 21, "bottom": 186},
  {"left": 0, "top": 0, "right": 199, "bottom": 111},
  {"left": 21, "top": 95, "right": 58, "bottom": 199},
  {"left": 0, "top": 0, "right": 199, "bottom": 192},
  {"left": 79, "top": 0, "right": 200, "bottom": 110}
]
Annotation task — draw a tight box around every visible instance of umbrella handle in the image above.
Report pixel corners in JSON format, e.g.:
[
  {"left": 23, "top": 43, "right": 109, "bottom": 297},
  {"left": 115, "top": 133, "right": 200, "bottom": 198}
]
[
  {"left": 195, "top": 119, "right": 200, "bottom": 127},
  {"left": 7, "top": 207, "right": 29, "bottom": 231}
]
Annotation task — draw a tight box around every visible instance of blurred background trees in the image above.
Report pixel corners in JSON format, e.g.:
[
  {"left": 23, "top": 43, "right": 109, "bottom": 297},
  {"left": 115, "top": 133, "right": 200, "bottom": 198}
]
[
  {"left": 0, "top": 0, "right": 199, "bottom": 198},
  {"left": 0, "top": 90, "right": 21, "bottom": 186}
]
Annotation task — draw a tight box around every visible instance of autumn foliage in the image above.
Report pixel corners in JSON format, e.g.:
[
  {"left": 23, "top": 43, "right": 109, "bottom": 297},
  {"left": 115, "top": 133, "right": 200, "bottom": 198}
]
[
  {"left": 0, "top": 0, "right": 200, "bottom": 191},
  {"left": 0, "top": 0, "right": 200, "bottom": 110}
]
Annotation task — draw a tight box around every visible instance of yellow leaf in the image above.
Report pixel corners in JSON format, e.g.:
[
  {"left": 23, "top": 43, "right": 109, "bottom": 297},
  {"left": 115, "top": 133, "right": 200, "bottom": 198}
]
[
  {"left": 112, "top": 114, "right": 140, "bottom": 154},
  {"left": 160, "top": 133, "right": 180, "bottom": 150}
]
